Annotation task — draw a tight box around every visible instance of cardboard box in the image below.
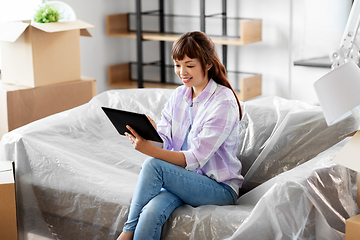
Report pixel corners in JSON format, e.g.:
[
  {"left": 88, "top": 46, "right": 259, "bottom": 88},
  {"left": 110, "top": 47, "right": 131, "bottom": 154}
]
[
  {"left": 332, "top": 131, "right": 360, "bottom": 239},
  {"left": 333, "top": 131, "right": 360, "bottom": 172},
  {"left": 0, "top": 20, "right": 93, "bottom": 87},
  {"left": 346, "top": 214, "right": 360, "bottom": 240},
  {"left": 0, "top": 77, "right": 96, "bottom": 139},
  {"left": 0, "top": 161, "right": 17, "bottom": 240}
]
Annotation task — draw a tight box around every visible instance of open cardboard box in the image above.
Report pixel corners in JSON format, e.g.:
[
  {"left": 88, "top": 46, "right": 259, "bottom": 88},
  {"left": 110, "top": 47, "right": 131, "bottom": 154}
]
[
  {"left": 346, "top": 214, "right": 360, "bottom": 240},
  {"left": 0, "top": 77, "right": 96, "bottom": 139},
  {"left": 333, "top": 130, "right": 360, "bottom": 204},
  {"left": 334, "top": 131, "right": 360, "bottom": 172},
  {"left": 332, "top": 130, "right": 360, "bottom": 240},
  {"left": 0, "top": 161, "right": 17, "bottom": 240},
  {"left": 0, "top": 20, "right": 94, "bottom": 87}
]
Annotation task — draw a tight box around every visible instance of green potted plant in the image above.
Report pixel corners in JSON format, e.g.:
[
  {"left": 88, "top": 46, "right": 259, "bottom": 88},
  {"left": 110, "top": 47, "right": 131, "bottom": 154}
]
[{"left": 33, "top": 2, "right": 60, "bottom": 23}]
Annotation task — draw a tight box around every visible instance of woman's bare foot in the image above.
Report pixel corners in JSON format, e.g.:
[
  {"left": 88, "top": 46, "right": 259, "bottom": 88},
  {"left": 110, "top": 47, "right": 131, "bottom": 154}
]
[{"left": 117, "top": 231, "right": 134, "bottom": 240}]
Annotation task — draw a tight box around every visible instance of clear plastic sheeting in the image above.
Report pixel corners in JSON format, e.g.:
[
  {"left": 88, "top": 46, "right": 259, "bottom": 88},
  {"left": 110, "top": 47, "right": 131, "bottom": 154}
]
[
  {"left": 238, "top": 97, "right": 358, "bottom": 193},
  {"left": 234, "top": 140, "right": 358, "bottom": 240},
  {"left": 0, "top": 88, "right": 358, "bottom": 240}
]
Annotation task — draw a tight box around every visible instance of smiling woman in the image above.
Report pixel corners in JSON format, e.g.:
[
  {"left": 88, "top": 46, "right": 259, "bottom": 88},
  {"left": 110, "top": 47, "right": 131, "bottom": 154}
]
[{"left": 118, "top": 31, "right": 243, "bottom": 240}]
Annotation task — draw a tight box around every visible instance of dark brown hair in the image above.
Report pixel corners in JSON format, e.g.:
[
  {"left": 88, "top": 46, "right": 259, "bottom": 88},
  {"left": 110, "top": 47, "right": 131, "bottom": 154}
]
[{"left": 172, "top": 31, "right": 242, "bottom": 119}]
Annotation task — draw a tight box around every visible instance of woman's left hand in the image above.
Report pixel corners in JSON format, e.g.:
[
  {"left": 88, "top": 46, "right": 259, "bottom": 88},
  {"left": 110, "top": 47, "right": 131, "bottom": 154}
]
[{"left": 125, "top": 125, "right": 156, "bottom": 156}]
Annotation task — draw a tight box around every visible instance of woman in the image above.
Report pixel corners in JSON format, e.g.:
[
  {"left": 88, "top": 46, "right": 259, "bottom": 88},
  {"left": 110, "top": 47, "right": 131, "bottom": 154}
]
[{"left": 118, "top": 31, "right": 244, "bottom": 240}]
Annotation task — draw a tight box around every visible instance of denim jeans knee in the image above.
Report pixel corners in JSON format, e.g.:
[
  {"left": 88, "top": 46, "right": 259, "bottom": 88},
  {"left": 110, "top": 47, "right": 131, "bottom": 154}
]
[{"left": 123, "top": 157, "right": 237, "bottom": 238}]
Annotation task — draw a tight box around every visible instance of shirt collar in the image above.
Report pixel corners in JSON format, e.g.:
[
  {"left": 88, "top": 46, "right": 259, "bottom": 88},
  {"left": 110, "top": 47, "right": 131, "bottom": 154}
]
[{"left": 183, "top": 79, "right": 218, "bottom": 106}]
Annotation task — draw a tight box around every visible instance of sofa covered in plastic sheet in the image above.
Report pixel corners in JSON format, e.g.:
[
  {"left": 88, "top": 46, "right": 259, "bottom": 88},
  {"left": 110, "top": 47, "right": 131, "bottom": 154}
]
[{"left": 0, "top": 88, "right": 359, "bottom": 240}]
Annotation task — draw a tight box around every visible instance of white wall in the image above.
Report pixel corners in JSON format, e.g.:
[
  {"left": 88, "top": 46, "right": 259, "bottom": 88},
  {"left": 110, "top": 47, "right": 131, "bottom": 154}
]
[
  {"left": 230, "top": 0, "right": 292, "bottom": 98},
  {"left": 0, "top": 0, "right": 42, "bottom": 70},
  {"left": 291, "top": 0, "right": 351, "bottom": 103},
  {"left": 56, "top": 0, "right": 132, "bottom": 93},
  {"left": 0, "top": 0, "right": 42, "bottom": 22}
]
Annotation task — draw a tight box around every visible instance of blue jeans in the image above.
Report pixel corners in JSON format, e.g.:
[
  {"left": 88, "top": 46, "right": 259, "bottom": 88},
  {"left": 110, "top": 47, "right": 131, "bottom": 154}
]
[{"left": 122, "top": 157, "right": 238, "bottom": 240}]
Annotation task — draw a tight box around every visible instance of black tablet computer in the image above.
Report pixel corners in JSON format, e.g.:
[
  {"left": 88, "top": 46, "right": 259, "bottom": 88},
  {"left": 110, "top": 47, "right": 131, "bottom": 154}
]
[{"left": 101, "top": 107, "right": 163, "bottom": 143}]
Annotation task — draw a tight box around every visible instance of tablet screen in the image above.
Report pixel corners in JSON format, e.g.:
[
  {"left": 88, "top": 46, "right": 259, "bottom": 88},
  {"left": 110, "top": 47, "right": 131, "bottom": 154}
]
[{"left": 102, "top": 107, "right": 163, "bottom": 143}]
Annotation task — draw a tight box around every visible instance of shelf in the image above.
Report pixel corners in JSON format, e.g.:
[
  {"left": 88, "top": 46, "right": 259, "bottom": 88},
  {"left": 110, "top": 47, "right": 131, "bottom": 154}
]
[
  {"left": 108, "top": 63, "right": 262, "bottom": 101},
  {"left": 294, "top": 56, "right": 332, "bottom": 68},
  {"left": 106, "top": 13, "right": 262, "bottom": 45},
  {"left": 108, "top": 63, "right": 179, "bottom": 89},
  {"left": 109, "top": 80, "right": 180, "bottom": 90},
  {"left": 106, "top": 1, "right": 262, "bottom": 101},
  {"left": 239, "top": 74, "right": 262, "bottom": 101}
]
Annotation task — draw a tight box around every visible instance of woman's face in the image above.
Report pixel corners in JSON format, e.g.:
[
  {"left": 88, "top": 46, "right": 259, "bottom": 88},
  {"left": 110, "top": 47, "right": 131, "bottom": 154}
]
[{"left": 173, "top": 55, "right": 209, "bottom": 97}]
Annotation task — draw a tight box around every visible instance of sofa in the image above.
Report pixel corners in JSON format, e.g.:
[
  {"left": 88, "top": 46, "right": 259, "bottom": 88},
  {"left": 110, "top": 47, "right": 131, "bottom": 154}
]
[{"left": 0, "top": 88, "right": 359, "bottom": 240}]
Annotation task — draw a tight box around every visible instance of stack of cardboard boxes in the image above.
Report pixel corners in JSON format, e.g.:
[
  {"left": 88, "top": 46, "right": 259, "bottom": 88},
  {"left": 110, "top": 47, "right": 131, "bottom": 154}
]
[
  {"left": 0, "top": 19, "right": 96, "bottom": 239},
  {"left": 0, "top": 19, "right": 96, "bottom": 139}
]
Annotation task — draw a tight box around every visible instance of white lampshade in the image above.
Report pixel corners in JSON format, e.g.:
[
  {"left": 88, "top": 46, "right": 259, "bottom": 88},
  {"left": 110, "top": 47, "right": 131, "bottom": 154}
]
[{"left": 313, "top": 61, "right": 360, "bottom": 126}]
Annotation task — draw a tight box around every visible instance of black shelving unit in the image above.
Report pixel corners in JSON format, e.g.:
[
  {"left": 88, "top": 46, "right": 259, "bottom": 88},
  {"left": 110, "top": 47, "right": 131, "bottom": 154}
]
[{"left": 106, "top": 0, "right": 262, "bottom": 101}]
